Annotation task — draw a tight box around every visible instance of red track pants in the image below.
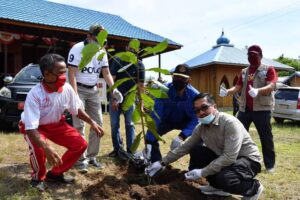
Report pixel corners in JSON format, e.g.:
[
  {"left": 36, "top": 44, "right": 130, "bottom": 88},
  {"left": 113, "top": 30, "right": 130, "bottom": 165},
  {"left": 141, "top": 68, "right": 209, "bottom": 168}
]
[{"left": 20, "top": 119, "right": 87, "bottom": 181}]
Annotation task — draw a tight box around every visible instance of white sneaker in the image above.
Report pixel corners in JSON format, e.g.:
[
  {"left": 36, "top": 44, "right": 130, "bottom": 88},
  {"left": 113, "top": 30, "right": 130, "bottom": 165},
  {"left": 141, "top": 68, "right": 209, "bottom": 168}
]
[
  {"left": 199, "top": 185, "right": 231, "bottom": 196},
  {"left": 242, "top": 182, "right": 264, "bottom": 200},
  {"left": 266, "top": 167, "right": 275, "bottom": 173}
]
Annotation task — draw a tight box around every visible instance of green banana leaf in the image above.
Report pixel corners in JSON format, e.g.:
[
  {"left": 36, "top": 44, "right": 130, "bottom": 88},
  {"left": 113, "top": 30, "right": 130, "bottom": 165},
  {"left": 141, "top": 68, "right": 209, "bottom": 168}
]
[
  {"left": 78, "top": 43, "right": 99, "bottom": 70},
  {"left": 96, "top": 30, "right": 108, "bottom": 48},
  {"left": 147, "top": 88, "right": 168, "bottom": 99},
  {"left": 97, "top": 52, "right": 106, "bottom": 61},
  {"left": 129, "top": 39, "right": 140, "bottom": 52},
  {"left": 107, "top": 77, "right": 131, "bottom": 92},
  {"left": 114, "top": 52, "right": 137, "bottom": 65},
  {"left": 122, "top": 91, "right": 136, "bottom": 111},
  {"left": 141, "top": 39, "right": 168, "bottom": 57},
  {"left": 146, "top": 67, "right": 170, "bottom": 75},
  {"left": 130, "top": 131, "right": 143, "bottom": 153},
  {"left": 145, "top": 114, "right": 165, "bottom": 143},
  {"left": 132, "top": 107, "right": 141, "bottom": 123}
]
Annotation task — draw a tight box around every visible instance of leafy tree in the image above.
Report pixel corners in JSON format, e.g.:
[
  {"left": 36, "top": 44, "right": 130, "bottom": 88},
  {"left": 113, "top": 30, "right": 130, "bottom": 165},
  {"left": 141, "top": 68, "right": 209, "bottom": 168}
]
[
  {"left": 274, "top": 54, "right": 300, "bottom": 76},
  {"left": 79, "top": 30, "right": 170, "bottom": 155}
]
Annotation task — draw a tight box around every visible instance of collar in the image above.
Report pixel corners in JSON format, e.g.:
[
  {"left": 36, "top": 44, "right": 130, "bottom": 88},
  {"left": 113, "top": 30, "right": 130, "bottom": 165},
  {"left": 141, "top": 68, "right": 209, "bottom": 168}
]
[
  {"left": 42, "top": 81, "right": 63, "bottom": 93},
  {"left": 211, "top": 111, "right": 220, "bottom": 126}
]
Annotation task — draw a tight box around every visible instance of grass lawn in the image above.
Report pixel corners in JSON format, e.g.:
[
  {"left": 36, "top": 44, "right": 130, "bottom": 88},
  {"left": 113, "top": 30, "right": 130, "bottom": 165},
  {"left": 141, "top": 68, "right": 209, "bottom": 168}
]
[{"left": 0, "top": 112, "right": 299, "bottom": 199}]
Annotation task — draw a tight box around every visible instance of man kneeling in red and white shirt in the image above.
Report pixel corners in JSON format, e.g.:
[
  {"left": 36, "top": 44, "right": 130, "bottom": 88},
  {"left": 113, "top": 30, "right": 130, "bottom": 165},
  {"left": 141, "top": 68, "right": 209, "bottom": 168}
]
[{"left": 19, "top": 53, "right": 104, "bottom": 191}]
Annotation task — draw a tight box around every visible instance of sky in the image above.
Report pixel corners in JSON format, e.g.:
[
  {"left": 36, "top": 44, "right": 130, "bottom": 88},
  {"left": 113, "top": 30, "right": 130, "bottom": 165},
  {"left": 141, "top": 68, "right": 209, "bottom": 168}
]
[{"left": 49, "top": 0, "right": 300, "bottom": 79}]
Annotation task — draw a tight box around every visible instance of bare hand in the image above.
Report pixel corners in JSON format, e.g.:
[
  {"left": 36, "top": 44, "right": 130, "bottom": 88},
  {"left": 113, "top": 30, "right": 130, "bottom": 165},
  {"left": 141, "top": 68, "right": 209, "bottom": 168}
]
[
  {"left": 44, "top": 146, "right": 62, "bottom": 167},
  {"left": 91, "top": 123, "right": 105, "bottom": 137},
  {"left": 112, "top": 100, "right": 119, "bottom": 111}
]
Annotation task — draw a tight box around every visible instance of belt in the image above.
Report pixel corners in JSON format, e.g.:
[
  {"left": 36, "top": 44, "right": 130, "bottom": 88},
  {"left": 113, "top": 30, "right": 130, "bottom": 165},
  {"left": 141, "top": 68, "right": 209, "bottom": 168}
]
[{"left": 77, "top": 82, "right": 96, "bottom": 89}]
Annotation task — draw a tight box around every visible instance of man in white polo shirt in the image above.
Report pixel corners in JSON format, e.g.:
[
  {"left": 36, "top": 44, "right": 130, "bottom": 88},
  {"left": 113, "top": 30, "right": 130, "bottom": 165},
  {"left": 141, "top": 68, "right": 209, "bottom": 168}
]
[
  {"left": 20, "top": 53, "right": 104, "bottom": 191},
  {"left": 67, "top": 24, "right": 122, "bottom": 173}
]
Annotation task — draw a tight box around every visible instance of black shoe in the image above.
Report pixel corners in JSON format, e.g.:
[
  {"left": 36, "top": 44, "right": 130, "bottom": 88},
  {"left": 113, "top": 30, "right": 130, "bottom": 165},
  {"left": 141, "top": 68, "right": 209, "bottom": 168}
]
[
  {"left": 46, "top": 171, "right": 74, "bottom": 184},
  {"left": 108, "top": 150, "right": 118, "bottom": 157},
  {"left": 117, "top": 149, "right": 129, "bottom": 161},
  {"left": 88, "top": 160, "right": 103, "bottom": 169},
  {"left": 30, "top": 179, "right": 46, "bottom": 191}
]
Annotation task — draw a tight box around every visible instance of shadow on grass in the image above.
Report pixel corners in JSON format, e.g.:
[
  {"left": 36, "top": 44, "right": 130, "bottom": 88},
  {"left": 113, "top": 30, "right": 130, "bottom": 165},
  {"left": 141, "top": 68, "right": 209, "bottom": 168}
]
[
  {"left": 272, "top": 120, "right": 300, "bottom": 128},
  {"left": 0, "top": 163, "right": 34, "bottom": 198},
  {"left": 0, "top": 163, "right": 90, "bottom": 199}
]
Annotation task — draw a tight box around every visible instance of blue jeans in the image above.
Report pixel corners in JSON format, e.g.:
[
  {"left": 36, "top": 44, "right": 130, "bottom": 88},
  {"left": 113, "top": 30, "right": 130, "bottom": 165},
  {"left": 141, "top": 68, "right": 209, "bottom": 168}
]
[{"left": 109, "top": 102, "right": 135, "bottom": 152}]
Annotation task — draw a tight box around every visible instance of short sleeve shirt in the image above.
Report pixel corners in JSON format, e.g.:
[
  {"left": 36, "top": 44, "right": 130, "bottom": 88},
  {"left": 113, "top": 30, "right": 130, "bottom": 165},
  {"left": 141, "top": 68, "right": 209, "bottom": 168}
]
[
  {"left": 236, "top": 66, "right": 277, "bottom": 110},
  {"left": 21, "top": 83, "right": 82, "bottom": 130},
  {"left": 110, "top": 57, "right": 145, "bottom": 96},
  {"left": 67, "top": 41, "right": 109, "bottom": 86}
]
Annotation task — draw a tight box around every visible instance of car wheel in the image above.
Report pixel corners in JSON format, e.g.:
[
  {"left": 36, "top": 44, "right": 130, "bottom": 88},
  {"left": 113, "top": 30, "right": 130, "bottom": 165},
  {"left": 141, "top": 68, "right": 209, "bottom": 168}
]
[{"left": 274, "top": 117, "right": 284, "bottom": 124}]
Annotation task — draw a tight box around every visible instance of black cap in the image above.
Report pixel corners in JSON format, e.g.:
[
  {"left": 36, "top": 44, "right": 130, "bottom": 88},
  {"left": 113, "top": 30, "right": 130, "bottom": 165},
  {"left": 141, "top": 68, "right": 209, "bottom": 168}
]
[
  {"left": 89, "top": 24, "right": 104, "bottom": 36},
  {"left": 173, "top": 64, "right": 190, "bottom": 78}
]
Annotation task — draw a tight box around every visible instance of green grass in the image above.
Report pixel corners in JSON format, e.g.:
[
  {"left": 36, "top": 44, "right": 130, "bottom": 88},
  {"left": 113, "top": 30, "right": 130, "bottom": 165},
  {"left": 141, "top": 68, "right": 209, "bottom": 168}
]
[{"left": 0, "top": 113, "right": 300, "bottom": 199}]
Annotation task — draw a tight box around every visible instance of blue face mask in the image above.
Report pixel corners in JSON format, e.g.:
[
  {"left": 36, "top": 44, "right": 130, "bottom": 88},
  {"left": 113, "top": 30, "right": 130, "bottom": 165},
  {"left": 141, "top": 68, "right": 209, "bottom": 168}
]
[{"left": 198, "top": 113, "right": 215, "bottom": 125}]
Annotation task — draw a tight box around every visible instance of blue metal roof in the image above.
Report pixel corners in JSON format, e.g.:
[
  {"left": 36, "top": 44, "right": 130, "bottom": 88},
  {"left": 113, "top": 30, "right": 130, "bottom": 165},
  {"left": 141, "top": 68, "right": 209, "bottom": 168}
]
[
  {"left": 185, "top": 44, "right": 294, "bottom": 71},
  {"left": 0, "top": 0, "right": 180, "bottom": 46}
]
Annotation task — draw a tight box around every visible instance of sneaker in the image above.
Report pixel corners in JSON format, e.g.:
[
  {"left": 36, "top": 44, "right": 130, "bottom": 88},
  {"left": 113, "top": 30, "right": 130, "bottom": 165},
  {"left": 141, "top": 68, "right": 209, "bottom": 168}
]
[
  {"left": 108, "top": 150, "right": 118, "bottom": 157},
  {"left": 242, "top": 182, "right": 264, "bottom": 200},
  {"left": 117, "top": 149, "right": 129, "bottom": 161},
  {"left": 75, "top": 163, "right": 89, "bottom": 174},
  {"left": 199, "top": 185, "right": 231, "bottom": 196},
  {"left": 266, "top": 167, "right": 275, "bottom": 173},
  {"left": 46, "top": 171, "right": 75, "bottom": 184},
  {"left": 30, "top": 179, "right": 46, "bottom": 191},
  {"left": 89, "top": 159, "right": 103, "bottom": 169}
]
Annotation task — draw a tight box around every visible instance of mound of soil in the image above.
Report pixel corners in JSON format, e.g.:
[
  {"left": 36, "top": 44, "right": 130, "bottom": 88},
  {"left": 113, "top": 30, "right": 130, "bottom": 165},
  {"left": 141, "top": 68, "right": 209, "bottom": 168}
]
[{"left": 82, "top": 163, "right": 231, "bottom": 200}]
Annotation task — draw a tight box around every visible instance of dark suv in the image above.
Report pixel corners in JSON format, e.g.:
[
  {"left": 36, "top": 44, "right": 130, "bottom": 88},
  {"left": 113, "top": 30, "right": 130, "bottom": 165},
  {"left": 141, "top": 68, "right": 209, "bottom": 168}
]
[
  {"left": 272, "top": 87, "right": 300, "bottom": 123},
  {"left": 0, "top": 64, "right": 42, "bottom": 129},
  {"left": 0, "top": 63, "right": 72, "bottom": 130}
]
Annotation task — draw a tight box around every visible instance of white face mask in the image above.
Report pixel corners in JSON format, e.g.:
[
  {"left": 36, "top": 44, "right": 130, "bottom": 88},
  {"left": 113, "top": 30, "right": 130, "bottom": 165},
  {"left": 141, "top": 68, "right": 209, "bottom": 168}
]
[{"left": 198, "top": 113, "right": 215, "bottom": 125}]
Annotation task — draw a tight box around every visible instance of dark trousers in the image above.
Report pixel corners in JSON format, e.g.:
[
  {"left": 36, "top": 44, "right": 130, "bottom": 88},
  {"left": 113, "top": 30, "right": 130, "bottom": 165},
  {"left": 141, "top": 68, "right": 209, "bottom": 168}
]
[
  {"left": 189, "top": 144, "right": 261, "bottom": 196},
  {"left": 146, "top": 121, "right": 187, "bottom": 162},
  {"left": 237, "top": 110, "right": 275, "bottom": 169}
]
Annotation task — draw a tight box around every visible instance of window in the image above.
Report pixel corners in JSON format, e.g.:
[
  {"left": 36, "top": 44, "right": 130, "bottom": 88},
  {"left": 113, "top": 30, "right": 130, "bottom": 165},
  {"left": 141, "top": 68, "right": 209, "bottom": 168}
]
[
  {"left": 220, "top": 75, "right": 229, "bottom": 88},
  {"left": 275, "top": 89, "right": 299, "bottom": 101}
]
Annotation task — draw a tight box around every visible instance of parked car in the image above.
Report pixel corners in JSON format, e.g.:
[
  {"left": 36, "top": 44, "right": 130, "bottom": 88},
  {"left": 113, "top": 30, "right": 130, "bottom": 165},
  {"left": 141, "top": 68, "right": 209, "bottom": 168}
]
[
  {"left": 0, "top": 63, "right": 72, "bottom": 130},
  {"left": 272, "top": 87, "right": 300, "bottom": 123}
]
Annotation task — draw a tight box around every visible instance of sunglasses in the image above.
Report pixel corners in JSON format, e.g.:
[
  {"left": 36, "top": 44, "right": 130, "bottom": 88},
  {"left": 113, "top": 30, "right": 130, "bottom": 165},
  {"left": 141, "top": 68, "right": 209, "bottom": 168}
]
[{"left": 194, "top": 104, "right": 211, "bottom": 114}]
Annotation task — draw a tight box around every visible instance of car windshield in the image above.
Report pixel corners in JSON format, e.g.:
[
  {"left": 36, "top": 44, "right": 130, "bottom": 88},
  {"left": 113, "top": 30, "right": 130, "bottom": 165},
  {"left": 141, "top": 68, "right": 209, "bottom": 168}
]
[
  {"left": 14, "top": 65, "right": 43, "bottom": 83},
  {"left": 275, "top": 89, "right": 299, "bottom": 101}
]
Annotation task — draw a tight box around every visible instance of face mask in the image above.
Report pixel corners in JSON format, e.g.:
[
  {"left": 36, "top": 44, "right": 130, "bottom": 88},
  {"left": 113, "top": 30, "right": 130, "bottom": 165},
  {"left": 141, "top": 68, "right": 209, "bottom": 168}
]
[
  {"left": 172, "top": 80, "right": 187, "bottom": 91},
  {"left": 248, "top": 56, "right": 260, "bottom": 66},
  {"left": 198, "top": 113, "right": 215, "bottom": 125},
  {"left": 55, "top": 74, "right": 66, "bottom": 89}
]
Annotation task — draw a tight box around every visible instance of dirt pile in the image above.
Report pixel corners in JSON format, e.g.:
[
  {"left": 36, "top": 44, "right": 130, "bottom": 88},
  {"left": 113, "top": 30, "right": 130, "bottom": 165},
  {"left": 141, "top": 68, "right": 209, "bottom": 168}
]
[{"left": 82, "top": 164, "right": 230, "bottom": 200}]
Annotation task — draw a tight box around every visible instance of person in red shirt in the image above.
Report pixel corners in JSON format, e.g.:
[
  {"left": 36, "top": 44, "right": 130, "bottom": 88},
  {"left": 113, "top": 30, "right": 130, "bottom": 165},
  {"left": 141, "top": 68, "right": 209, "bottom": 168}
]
[{"left": 219, "top": 45, "right": 277, "bottom": 173}]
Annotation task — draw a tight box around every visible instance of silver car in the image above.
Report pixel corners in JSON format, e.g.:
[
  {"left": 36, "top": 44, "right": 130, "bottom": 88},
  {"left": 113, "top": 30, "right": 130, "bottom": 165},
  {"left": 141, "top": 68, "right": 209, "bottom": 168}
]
[{"left": 272, "top": 87, "right": 300, "bottom": 123}]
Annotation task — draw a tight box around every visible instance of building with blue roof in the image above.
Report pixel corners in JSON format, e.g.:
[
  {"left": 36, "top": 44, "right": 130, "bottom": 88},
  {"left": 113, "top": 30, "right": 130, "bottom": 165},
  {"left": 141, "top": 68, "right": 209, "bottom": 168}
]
[
  {"left": 184, "top": 31, "right": 294, "bottom": 107},
  {"left": 0, "top": 0, "right": 181, "bottom": 77}
]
